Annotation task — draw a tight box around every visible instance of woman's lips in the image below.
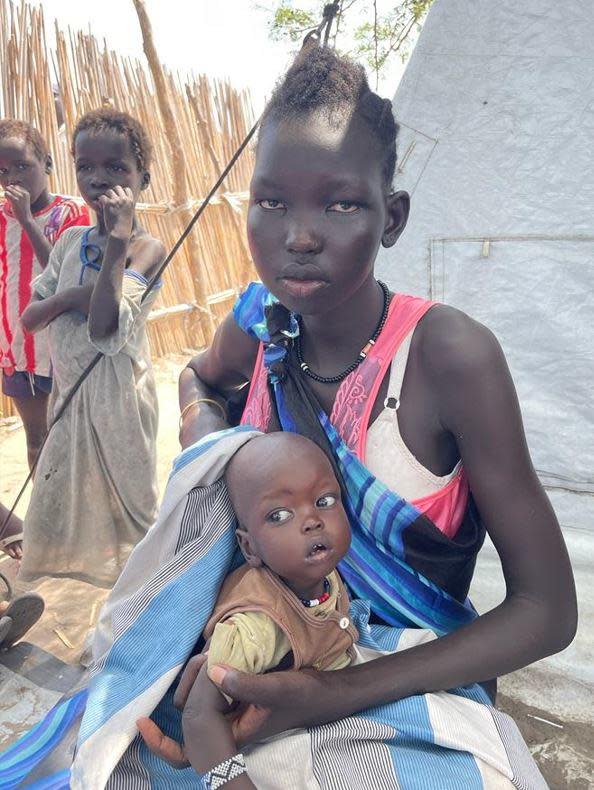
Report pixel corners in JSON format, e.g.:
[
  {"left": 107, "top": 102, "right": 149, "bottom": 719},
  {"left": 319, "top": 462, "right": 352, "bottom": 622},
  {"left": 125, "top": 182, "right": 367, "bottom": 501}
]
[{"left": 280, "top": 278, "right": 327, "bottom": 298}]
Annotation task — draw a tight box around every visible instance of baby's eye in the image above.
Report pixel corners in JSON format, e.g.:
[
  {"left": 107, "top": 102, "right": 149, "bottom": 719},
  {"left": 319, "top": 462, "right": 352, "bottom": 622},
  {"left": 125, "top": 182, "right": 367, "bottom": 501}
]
[
  {"left": 316, "top": 494, "right": 337, "bottom": 509},
  {"left": 257, "top": 199, "right": 285, "bottom": 211},
  {"left": 328, "top": 201, "right": 360, "bottom": 214},
  {"left": 268, "top": 508, "right": 293, "bottom": 524}
]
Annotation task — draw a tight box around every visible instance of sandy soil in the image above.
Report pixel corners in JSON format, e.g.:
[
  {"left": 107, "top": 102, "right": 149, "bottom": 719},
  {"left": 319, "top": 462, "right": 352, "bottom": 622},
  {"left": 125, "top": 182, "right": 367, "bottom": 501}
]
[{"left": 1, "top": 354, "right": 592, "bottom": 788}]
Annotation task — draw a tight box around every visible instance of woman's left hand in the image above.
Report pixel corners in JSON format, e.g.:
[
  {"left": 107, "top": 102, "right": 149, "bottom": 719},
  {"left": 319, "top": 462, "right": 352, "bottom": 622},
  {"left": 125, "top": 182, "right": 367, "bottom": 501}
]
[{"left": 208, "top": 663, "right": 355, "bottom": 746}]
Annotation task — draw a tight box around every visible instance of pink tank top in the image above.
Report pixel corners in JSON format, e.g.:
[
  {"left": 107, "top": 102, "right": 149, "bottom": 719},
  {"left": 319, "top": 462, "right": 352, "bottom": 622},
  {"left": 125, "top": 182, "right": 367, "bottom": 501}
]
[{"left": 240, "top": 293, "right": 468, "bottom": 538}]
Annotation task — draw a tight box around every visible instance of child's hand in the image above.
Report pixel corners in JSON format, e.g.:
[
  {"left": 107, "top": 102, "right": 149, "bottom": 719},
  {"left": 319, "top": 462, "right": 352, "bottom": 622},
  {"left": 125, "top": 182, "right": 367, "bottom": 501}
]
[
  {"left": 4, "top": 185, "right": 33, "bottom": 226},
  {"left": 98, "top": 185, "right": 135, "bottom": 239}
]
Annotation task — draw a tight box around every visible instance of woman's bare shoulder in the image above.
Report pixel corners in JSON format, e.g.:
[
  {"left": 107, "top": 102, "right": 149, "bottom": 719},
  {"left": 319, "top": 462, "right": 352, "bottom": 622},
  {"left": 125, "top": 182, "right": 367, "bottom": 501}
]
[{"left": 416, "top": 303, "right": 505, "bottom": 383}]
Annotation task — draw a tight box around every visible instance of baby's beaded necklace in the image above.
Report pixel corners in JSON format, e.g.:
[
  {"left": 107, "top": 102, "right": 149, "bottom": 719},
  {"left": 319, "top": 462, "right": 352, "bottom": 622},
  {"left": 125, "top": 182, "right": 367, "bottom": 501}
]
[{"left": 299, "top": 576, "right": 331, "bottom": 607}]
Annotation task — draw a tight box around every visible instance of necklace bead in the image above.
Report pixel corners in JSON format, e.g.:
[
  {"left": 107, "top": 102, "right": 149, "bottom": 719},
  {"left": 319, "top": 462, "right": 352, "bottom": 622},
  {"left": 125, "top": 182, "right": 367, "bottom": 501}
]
[
  {"left": 295, "top": 281, "right": 391, "bottom": 384},
  {"left": 299, "top": 577, "right": 331, "bottom": 607}
]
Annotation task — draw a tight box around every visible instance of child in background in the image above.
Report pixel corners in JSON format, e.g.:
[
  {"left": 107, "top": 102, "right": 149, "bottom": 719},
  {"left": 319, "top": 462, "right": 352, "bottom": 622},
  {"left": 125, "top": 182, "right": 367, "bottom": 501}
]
[
  {"left": 19, "top": 109, "right": 164, "bottom": 587},
  {"left": 0, "top": 120, "right": 89, "bottom": 559},
  {"left": 138, "top": 431, "right": 357, "bottom": 782}
]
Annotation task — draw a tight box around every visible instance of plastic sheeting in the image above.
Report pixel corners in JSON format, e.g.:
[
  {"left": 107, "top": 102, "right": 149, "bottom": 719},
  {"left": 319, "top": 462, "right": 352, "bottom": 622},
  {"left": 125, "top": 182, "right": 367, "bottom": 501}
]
[{"left": 377, "top": 0, "right": 594, "bottom": 713}]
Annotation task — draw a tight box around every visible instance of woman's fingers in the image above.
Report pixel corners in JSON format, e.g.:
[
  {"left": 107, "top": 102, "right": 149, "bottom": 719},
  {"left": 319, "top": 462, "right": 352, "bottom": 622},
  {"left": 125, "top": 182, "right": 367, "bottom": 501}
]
[
  {"left": 136, "top": 717, "right": 189, "bottom": 768},
  {"left": 173, "top": 653, "right": 208, "bottom": 710},
  {"left": 208, "top": 664, "right": 288, "bottom": 707},
  {"left": 230, "top": 703, "right": 272, "bottom": 747}
]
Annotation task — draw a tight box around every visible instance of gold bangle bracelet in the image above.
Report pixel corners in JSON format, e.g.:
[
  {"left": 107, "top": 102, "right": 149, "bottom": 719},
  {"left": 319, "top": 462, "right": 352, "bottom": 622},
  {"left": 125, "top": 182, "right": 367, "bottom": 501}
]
[{"left": 179, "top": 398, "right": 228, "bottom": 430}]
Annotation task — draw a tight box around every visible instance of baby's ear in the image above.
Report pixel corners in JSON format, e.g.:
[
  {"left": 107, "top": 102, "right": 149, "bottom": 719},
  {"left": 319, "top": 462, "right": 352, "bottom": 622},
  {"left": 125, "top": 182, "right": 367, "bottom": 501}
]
[{"left": 236, "top": 527, "right": 262, "bottom": 568}]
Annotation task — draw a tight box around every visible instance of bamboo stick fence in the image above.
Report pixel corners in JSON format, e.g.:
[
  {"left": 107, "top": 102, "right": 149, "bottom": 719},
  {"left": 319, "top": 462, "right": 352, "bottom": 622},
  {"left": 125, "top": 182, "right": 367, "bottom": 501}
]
[{"left": 0, "top": 0, "right": 257, "bottom": 419}]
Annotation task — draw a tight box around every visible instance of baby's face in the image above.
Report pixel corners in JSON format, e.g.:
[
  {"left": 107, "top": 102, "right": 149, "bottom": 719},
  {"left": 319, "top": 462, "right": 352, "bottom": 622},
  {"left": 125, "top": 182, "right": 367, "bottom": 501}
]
[{"left": 230, "top": 435, "right": 351, "bottom": 599}]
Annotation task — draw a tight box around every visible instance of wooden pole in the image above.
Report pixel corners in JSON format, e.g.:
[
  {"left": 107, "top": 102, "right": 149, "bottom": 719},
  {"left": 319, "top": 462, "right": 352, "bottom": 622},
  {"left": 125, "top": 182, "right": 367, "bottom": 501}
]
[{"left": 130, "top": 0, "right": 206, "bottom": 308}]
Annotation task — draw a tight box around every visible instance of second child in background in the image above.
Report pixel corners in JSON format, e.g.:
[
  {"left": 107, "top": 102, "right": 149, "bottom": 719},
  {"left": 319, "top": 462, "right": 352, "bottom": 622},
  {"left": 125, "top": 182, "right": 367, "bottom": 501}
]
[
  {"left": 0, "top": 120, "right": 90, "bottom": 559},
  {"left": 20, "top": 109, "right": 165, "bottom": 587}
]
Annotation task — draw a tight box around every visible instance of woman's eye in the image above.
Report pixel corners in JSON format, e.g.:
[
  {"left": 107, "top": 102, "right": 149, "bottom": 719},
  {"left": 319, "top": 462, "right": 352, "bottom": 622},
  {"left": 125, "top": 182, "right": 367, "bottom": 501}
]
[
  {"left": 257, "top": 199, "right": 285, "bottom": 210},
  {"left": 316, "top": 494, "right": 337, "bottom": 508},
  {"left": 328, "top": 201, "right": 360, "bottom": 214},
  {"left": 268, "top": 508, "right": 292, "bottom": 524}
]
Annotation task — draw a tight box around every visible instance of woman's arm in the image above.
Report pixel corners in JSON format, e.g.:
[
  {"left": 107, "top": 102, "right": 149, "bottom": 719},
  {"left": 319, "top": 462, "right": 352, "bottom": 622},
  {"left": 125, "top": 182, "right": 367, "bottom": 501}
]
[
  {"left": 4, "top": 186, "right": 52, "bottom": 268},
  {"left": 179, "top": 312, "right": 259, "bottom": 447},
  {"left": 138, "top": 659, "right": 256, "bottom": 787},
  {"left": 204, "top": 308, "right": 577, "bottom": 740},
  {"left": 21, "top": 285, "right": 94, "bottom": 333}
]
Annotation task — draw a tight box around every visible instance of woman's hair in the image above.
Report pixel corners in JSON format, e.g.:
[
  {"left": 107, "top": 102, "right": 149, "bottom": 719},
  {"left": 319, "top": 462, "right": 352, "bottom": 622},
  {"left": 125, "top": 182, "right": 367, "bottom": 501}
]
[
  {"left": 261, "top": 46, "right": 399, "bottom": 188},
  {"left": 0, "top": 119, "right": 49, "bottom": 162},
  {"left": 71, "top": 108, "right": 152, "bottom": 171}
]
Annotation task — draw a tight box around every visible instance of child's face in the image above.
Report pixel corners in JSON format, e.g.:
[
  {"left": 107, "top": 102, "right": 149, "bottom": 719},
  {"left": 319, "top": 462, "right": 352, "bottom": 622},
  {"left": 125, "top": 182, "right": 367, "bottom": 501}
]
[
  {"left": 0, "top": 138, "right": 49, "bottom": 204},
  {"left": 74, "top": 130, "right": 148, "bottom": 213},
  {"left": 231, "top": 436, "right": 351, "bottom": 599},
  {"left": 247, "top": 111, "right": 408, "bottom": 316}
]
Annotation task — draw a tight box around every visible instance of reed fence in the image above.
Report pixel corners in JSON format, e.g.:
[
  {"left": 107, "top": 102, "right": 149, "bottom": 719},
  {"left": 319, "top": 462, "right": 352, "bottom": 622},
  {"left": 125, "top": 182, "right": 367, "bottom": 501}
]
[{"left": 0, "top": 0, "right": 257, "bottom": 419}]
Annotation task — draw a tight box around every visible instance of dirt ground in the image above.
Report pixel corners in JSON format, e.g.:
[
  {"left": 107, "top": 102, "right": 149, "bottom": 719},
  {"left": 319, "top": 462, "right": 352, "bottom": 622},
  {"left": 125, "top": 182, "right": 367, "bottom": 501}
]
[{"left": 1, "top": 354, "right": 592, "bottom": 788}]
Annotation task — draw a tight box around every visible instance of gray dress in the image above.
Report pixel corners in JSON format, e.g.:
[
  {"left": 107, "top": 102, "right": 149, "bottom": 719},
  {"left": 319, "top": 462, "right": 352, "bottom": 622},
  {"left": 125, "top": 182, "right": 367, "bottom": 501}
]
[{"left": 20, "top": 226, "right": 160, "bottom": 587}]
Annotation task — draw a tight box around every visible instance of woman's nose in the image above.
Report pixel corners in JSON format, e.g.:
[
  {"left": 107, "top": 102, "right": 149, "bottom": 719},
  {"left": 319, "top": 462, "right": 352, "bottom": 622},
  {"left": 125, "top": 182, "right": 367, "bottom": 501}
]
[{"left": 286, "top": 218, "right": 322, "bottom": 255}]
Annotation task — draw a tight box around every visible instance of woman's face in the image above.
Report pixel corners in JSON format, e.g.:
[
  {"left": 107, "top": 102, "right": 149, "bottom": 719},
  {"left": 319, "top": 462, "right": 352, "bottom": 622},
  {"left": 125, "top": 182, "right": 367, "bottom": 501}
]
[{"left": 247, "top": 111, "right": 408, "bottom": 316}]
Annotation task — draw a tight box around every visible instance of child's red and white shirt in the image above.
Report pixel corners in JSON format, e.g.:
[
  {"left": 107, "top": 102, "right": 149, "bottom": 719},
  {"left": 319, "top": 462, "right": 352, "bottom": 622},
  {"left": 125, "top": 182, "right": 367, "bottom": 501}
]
[{"left": 0, "top": 196, "right": 90, "bottom": 377}]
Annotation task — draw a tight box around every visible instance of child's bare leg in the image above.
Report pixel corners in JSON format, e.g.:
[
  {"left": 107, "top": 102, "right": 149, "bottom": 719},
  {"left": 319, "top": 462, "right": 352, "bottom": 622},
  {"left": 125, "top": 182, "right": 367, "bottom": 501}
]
[
  {"left": 0, "top": 503, "right": 23, "bottom": 560},
  {"left": 12, "top": 391, "right": 49, "bottom": 471}
]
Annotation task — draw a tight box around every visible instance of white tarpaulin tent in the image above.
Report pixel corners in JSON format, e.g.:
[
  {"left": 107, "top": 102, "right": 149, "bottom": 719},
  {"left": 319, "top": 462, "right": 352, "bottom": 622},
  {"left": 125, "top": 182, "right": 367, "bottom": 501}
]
[{"left": 377, "top": 0, "right": 593, "bottom": 720}]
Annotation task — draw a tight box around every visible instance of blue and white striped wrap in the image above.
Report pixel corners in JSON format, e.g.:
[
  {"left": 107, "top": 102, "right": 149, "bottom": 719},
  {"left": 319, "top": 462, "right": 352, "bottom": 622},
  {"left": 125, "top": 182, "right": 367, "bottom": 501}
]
[{"left": 0, "top": 428, "right": 545, "bottom": 789}]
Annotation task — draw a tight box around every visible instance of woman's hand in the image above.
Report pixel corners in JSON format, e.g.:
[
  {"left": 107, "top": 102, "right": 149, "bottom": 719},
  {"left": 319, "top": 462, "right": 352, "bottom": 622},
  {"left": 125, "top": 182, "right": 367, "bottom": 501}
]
[
  {"left": 207, "top": 663, "right": 356, "bottom": 746},
  {"left": 137, "top": 655, "right": 230, "bottom": 769},
  {"left": 138, "top": 655, "right": 258, "bottom": 787},
  {"left": 98, "top": 186, "right": 135, "bottom": 239}
]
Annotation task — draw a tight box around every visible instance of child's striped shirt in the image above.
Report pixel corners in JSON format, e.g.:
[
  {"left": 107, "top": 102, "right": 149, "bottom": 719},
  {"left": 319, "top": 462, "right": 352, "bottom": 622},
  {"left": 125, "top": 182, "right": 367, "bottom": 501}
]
[{"left": 0, "top": 196, "right": 90, "bottom": 378}]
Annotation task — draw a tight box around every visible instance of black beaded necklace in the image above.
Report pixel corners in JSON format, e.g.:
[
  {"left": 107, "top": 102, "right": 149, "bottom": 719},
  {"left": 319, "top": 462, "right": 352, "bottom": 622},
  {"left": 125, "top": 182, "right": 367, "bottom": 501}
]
[{"left": 295, "top": 280, "right": 391, "bottom": 384}]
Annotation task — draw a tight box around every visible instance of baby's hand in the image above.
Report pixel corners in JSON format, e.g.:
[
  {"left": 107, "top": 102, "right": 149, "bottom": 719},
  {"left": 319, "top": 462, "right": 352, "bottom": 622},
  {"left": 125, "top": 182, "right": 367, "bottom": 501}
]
[
  {"left": 98, "top": 185, "right": 134, "bottom": 238},
  {"left": 5, "top": 185, "right": 33, "bottom": 226}
]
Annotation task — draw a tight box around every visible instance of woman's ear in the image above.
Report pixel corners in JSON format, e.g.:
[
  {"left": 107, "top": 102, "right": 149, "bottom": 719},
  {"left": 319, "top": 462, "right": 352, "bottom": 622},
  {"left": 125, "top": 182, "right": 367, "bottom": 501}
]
[
  {"left": 381, "top": 190, "right": 410, "bottom": 248},
  {"left": 45, "top": 154, "right": 53, "bottom": 175},
  {"left": 236, "top": 527, "right": 262, "bottom": 568},
  {"left": 141, "top": 171, "right": 151, "bottom": 191}
]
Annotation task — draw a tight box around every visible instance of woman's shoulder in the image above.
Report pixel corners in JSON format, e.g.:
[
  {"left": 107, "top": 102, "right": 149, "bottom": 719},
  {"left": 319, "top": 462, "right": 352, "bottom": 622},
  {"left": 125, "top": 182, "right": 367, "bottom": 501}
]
[{"left": 415, "top": 303, "right": 505, "bottom": 382}]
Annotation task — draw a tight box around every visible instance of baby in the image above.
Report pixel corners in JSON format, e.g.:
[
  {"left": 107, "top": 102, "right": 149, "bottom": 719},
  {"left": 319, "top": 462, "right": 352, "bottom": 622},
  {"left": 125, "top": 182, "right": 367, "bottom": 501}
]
[
  {"left": 204, "top": 431, "right": 358, "bottom": 680},
  {"left": 137, "top": 432, "right": 358, "bottom": 784}
]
